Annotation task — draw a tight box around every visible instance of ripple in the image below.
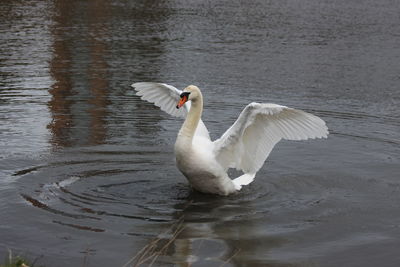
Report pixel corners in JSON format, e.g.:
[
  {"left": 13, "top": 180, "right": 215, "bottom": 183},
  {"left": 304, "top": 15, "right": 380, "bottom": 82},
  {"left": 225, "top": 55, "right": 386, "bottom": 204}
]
[
  {"left": 52, "top": 220, "right": 105, "bottom": 232},
  {"left": 21, "top": 194, "right": 100, "bottom": 220}
]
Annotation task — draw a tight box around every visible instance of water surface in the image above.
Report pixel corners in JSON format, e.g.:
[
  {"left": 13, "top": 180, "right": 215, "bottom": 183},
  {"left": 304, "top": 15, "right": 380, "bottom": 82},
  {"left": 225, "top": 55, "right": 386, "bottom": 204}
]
[{"left": 1, "top": 0, "right": 400, "bottom": 266}]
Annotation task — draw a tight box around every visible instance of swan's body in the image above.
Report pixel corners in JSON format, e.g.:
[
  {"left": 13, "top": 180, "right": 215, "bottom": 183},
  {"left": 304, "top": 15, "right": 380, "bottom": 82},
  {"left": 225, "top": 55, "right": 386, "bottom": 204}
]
[{"left": 132, "top": 83, "right": 328, "bottom": 195}]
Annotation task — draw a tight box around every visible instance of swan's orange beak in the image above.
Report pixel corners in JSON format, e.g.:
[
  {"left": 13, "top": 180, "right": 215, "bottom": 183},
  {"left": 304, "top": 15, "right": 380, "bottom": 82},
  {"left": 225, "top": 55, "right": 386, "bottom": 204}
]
[{"left": 176, "top": 92, "right": 190, "bottom": 109}]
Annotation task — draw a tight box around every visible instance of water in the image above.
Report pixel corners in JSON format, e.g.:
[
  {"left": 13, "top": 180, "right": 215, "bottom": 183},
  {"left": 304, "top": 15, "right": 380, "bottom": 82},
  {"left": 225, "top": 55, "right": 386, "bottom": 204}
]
[{"left": 1, "top": 0, "right": 400, "bottom": 266}]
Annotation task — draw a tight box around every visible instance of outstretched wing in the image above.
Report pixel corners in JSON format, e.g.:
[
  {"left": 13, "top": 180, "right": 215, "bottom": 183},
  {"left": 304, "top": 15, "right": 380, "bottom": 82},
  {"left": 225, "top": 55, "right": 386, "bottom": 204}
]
[
  {"left": 132, "top": 82, "right": 210, "bottom": 139},
  {"left": 132, "top": 82, "right": 188, "bottom": 117},
  {"left": 213, "top": 103, "right": 328, "bottom": 173}
]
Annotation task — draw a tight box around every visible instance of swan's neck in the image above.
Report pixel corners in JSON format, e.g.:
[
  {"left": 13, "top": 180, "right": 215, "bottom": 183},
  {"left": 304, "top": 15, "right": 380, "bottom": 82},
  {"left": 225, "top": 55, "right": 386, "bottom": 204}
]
[{"left": 178, "top": 97, "right": 203, "bottom": 142}]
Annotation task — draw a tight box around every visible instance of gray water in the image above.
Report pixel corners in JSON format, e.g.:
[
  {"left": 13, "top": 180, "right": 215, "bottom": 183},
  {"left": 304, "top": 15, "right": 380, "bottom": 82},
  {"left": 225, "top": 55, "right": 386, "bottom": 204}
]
[{"left": 1, "top": 0, "right": 400, "bottom": 266}]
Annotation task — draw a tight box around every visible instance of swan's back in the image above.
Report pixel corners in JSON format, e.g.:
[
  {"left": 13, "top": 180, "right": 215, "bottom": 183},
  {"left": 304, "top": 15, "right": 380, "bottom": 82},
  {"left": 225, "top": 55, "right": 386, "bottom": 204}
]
[{"left": 194, "top": 119, "right": 210, "bottom": 139}]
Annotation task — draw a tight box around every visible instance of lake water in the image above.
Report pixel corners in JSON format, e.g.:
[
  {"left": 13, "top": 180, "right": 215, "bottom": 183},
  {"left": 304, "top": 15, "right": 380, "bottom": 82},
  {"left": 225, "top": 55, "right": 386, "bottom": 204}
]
[{"left": 1, "top": 0, "right": 400, "bottom": 266}]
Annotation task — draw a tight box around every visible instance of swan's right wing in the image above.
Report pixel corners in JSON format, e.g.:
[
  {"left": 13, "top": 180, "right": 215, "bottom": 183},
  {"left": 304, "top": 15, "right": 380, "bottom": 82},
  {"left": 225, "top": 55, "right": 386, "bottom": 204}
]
[
  {"left": 213, "top": 103, "right": 328, "bottom": 174},
  {"left": 132, "top": 82, "right": 211, "bottom": 139},
  {"left": 132, "top": 82, "right": 188, "bottom": 117}
]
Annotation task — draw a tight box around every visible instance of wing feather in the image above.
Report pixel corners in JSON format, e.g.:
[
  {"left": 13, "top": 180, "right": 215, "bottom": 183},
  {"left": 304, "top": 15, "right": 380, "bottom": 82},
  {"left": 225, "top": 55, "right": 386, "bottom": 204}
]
[
  {"left": 213, "top": 102, "right": 328, "bottom": 173},
  {"left": 131, "top": 82, "right": 210, "bottom": 139},
  {"left": 132, "top": 82, "right": 187, "bottom": 117}
]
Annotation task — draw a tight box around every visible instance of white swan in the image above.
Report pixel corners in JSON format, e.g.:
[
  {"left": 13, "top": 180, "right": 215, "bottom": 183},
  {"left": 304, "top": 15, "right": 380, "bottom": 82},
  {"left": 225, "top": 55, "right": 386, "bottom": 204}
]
[{"left": 132, "top": 82, "right": 328, "bottom": 196}]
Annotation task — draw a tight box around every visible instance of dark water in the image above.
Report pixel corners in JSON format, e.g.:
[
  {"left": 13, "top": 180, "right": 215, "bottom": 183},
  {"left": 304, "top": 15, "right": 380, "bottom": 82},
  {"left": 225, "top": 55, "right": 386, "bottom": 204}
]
[{"left": 1, "top": 0, "right": 400, "bottom": 266}]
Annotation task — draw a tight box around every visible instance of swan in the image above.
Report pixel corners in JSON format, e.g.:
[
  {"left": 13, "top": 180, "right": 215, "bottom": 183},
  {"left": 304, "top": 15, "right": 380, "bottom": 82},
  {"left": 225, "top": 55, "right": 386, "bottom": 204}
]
[{"left": 132, "top": 82, "right": 328, "bottom": 196}]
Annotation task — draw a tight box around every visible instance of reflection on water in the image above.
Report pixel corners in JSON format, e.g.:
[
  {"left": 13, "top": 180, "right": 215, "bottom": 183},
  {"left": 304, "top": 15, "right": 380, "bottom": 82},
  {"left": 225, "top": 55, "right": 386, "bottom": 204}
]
[
  {"left": 1, "top": 0, "right": 400, "bottom": 267},
  {"left": 48, "top": 0, "right": 111, "bottom": 147},
  {"left": 48, "top": 0, "right": 74, "bottom": 147},
  {"left": 87, "top": 0, "right": 110, "bottom": 146}
]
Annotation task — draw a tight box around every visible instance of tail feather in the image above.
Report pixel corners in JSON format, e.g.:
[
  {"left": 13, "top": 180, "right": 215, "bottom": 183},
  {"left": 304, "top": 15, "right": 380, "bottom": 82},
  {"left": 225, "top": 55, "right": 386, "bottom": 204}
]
[{"left": 233, "top": 173, "right": 255, "bottom": 190}]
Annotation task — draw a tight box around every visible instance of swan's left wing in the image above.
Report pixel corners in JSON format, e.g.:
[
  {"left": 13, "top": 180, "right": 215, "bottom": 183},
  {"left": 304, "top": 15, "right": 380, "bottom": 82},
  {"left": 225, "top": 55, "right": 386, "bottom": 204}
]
[
  {"left": 213, "top": 103, "right": 328, "bottom": 174},
  {"left": 132, "top": 82, "right": 188, "bottom": 117}
]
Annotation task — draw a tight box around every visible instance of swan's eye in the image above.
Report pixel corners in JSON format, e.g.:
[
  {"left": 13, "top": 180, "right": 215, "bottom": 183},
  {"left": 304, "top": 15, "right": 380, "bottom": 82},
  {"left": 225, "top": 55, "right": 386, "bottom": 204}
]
[
  {"left": 176, "top": 92, "right": 191, "bottom": 109},
  {"left": 180, "top": 92, "right": 190, "bottom": 99}
]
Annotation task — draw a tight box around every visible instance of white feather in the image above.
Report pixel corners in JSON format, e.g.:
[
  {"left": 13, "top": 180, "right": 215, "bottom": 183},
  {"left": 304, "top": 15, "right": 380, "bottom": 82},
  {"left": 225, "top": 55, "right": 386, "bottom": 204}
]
[
  {"left": 131, "top": 82, "right": 210, "bottom": 139},
  {"left": 132, "top": 83, "right": 328, "bottom": 196},
  {"left": 132, "top": 82, "right": 186, "bottom": 118},
  {"left": 213, "top": 102, "right": 328, "bottom": 173}
]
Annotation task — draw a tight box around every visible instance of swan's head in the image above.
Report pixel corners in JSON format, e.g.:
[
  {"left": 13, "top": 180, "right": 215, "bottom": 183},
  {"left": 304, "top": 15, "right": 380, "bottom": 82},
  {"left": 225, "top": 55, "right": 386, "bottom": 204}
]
[{"left": 176, "top": 85, "right": 201, "bottom": 109}]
